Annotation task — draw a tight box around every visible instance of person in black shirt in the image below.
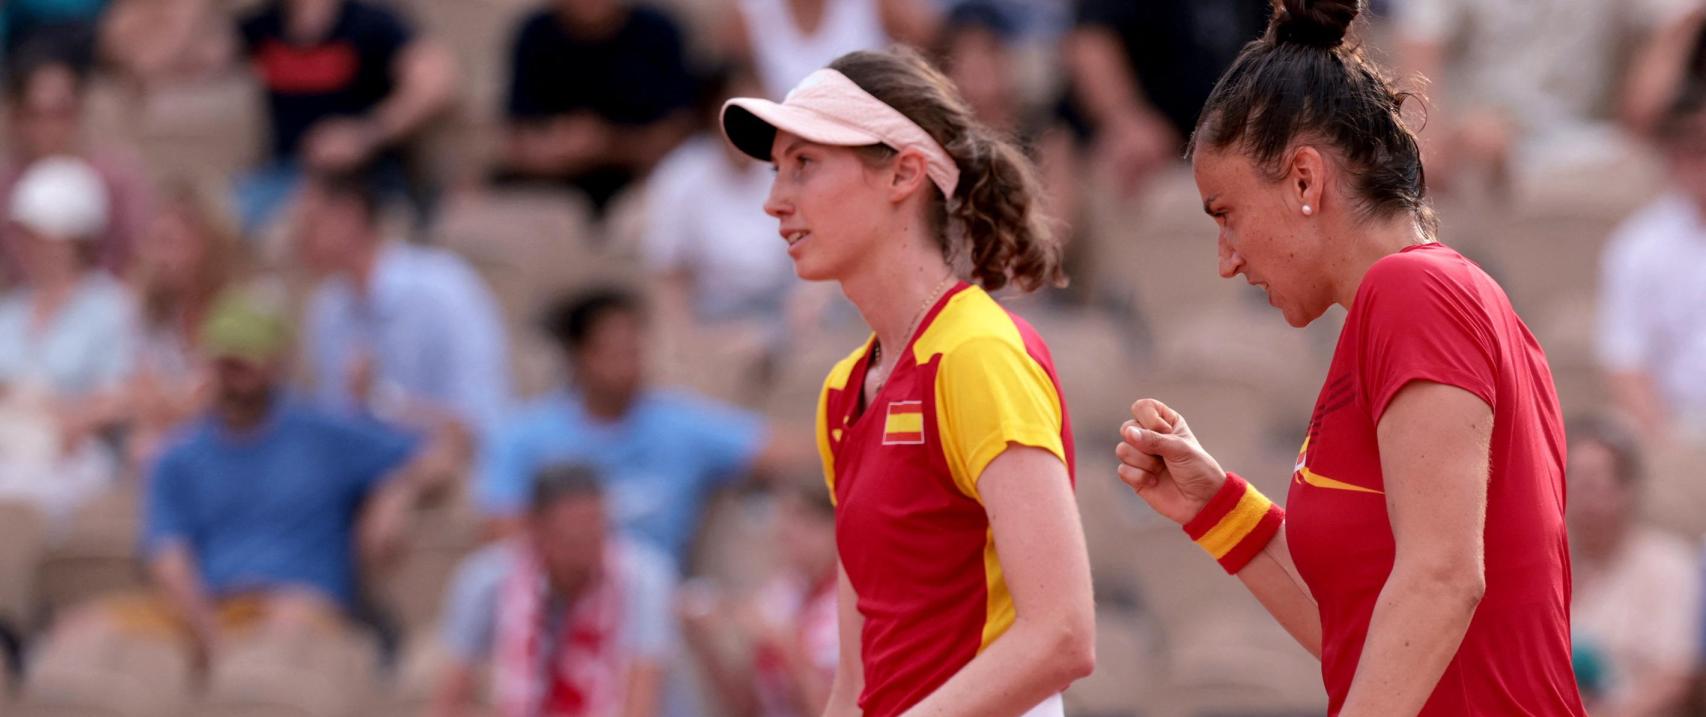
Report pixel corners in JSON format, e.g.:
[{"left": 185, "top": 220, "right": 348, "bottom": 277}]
[
  {"left": 1061, "top": 0, "right": 1271, "bottom": 195},
  {"left": 497, "top": 0, "right": 695, "bottom": 216},
  {"left": 234, "top": 0, "right": 453, "bottom": 229}
]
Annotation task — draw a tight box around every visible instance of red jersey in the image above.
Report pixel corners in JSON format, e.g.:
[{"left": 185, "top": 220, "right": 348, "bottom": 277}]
[
  {"left": 815, "top": 283, "right": 1074, "bottom": 717},
  {"left": 1286, "top": 244, "right": 1586, "bottom": 715}
]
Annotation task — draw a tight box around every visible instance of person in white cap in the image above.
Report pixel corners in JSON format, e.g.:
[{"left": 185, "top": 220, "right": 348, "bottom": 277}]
[
  {"left": 0, "top": 155, "right": 137, "bottom": 522},
  {"left": 720, "top": 47, "right": 1093, "bottom": 717}
]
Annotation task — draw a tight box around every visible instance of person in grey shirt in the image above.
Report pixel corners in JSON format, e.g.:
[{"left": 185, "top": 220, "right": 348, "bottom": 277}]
[{"left": 431, "top": 463, "right": 676, "bottom": 717}]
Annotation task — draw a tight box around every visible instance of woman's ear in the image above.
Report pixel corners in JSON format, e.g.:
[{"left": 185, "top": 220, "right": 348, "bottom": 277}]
[
  {"left": 1288, "top": 145, "right": 1326, "bottom": 216},
  {"left": 888, "top": 148, "right": 933, "bottom": 204}
]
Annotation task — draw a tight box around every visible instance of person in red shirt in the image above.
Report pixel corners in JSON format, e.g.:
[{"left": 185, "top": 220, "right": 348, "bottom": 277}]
[
  {"left": 1114, "top": 1, "right": 1589, "bottom": 715},
  {"left": 720, "top": 47, "right": 1095, "bottom": 717}
]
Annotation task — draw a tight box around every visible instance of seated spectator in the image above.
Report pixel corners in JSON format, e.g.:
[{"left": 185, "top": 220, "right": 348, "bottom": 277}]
[
  {"left": 99, "top": 0, "right": 236, "bottom": 93},
  {"left": 295, "top": 170, "right": 509, "bottom": 436},
  {"left": 938, "top": 1, "right": 1027, "bottom": 137},
  {"left": 1396, "top": 0, "right": 1697, "bottom": 191},
  {"left": 431, "top": 463, "right": 676, "bottom": 717},
  {"left": 233, "top": 0, "right": 454, "bottom": 230},
  {"left": 644, "top": 63, "right": 817, "bottom": 335},
  {"left": 722, "top": 0, "right": 938, "bottom": 101},
  {"left": 680, "top": 481, "right": 838, "bottom": 717},
  {"left": 0, "top": 156, "right": 137, "bottom": 522},
  {"left": 0, "top": 0, "right": 105, "bottom": 68},
  {"left": 1059, "top": 0, "right": 1271, "bottom": 195},
  {"left": 123, "top": 178, "right": 251, "bottom": 470},
  {"left": 0, "top": 52, "right": 155, "bottom": 282},
  {"left": 1568, "top": 414, "right": 1702, "bottom": 716},
  {"left": 496, "top": 0, "right": 695, "bottom": 217},
  {"left": 477, "top": 288, "right": 793, "bottom": 569},
  {"left": 1598, "top": 91, "right": 1706, "bottom": 439},
  {"left": 44, "top": 286, "right": 458, "bottom": 669}
]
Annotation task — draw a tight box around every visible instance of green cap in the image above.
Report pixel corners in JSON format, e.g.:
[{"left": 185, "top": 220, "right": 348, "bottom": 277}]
[{"left": 199, "top": 286, "right": 292, "bottom": 362}]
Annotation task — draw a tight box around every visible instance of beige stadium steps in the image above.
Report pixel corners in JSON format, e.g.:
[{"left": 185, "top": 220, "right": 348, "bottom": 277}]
[
  {"left": 431, "top": 188, "right": 615, "bottom": 323},
  {"left": 133, "top": 72, "right": 266, "bottom": 185},
  {"left": 690, "top": 490, "right": 782, "bottom": 594},
  {"left": 16, "top": 630, "right": 193, "bottom": 717},
  {"left": 1642, "top": 440, "right": 1706, "bottom": 540},
  {"left": 379, "top": 488, "right": 488, "bottom": 635},
  {"left": 0, "top": 501, "right": 46, "bottom": 633},
  {"left": 199, "top": 630, "right": 381, "bottom": 717},
  {"left": 34, "top": 486, "right": 146, "bottom": 631}
]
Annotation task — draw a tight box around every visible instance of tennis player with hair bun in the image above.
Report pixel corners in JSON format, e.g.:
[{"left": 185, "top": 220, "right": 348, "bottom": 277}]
[
  {"left": 1117, "top": 1, "right": 1588, "bottom": 715},
  {"left": 721, "top": 46, "right": 1094, "bottom": 717}
]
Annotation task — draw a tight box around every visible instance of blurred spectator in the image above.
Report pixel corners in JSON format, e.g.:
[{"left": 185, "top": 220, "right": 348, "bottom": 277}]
[
  {"left": 0, "top": 0, "right": 105, "bottom": 68},
  {"left": 643, "top": 63, "right": 811, "bottom": 335},
  {"left": 1598, "top": 91, "right": 1706, "bottom": 439},
  {"left": 477, "top": 288, "right": 791, "bottom": 569},
  {"left": 0, "top": 52, "right": 156, "bottom": 282},
  {"left": 123, "top": 178, "right": 251, "bottom": 469},
  {"left": 680, "top": 482, "right": 838, "bottom": 717},
  {"left": 431, "top": 463, "right": 676, "bottom": 717},
  {"left": 0, "top": 157, "right": 137, "bottom": 522},
  {"left": 233, "top": 0, "right": 455, "bottom": 230},
  {"left": 1060, "top": 0, "right": 1271, "bottom": 195},
  {"left": 45, "top": 286, "right": 458, "bottom": 668},
  {"left": 99, "top": 0, "right": 237, "bottom": 92},
  {"left": 938, "top": 1, "right": 1027, "bottom": 137},
  {"left": 496, "top": 0, "right": 695, "bottom": 217},
  {"left": 1568, "top": 414, "right": 1701, "bottom": 716},
  {"left": 723, "top": 0, "right": 938, "bottom": 101},
  {"left": 1396, "top": 0, "right": 1698, "bottom": 191},
  {"left": 295, "top": 170, "right": 509, "bottom": 435}
]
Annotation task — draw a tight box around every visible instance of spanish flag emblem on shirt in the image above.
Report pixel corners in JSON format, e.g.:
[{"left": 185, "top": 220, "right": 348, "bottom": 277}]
[{"left": 883, "top": 401, "right": 925, "bottom": 445}]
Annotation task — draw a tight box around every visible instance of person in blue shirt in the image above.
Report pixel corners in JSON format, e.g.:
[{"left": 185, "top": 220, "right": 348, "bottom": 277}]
[
  {"left": 40, "top": 286, "right": 460, "bottom": 670},
  {"left": 295, "top": 170, "right": 510, "bottom": 439},
  {"left": 477, "top": 287, "right": 796, "bottom": 569}
]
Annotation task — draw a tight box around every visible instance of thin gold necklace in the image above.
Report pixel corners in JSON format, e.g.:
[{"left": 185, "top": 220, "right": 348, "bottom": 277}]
[{"left": 870, "top": 275, "right": 956, "bottom": 394}]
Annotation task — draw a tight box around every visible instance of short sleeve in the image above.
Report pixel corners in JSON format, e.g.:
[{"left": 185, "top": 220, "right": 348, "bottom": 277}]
[
  {"left": 439, "top": 545, "right": 511, "bottom": 663},
  {"left": 355, "top": 2, "right": 414, "bottom": 65},
  {"left": 475, "top": 417, "right": 534, "bottom": 518},
  {"left": 142, "top": 447, "right": 194, "bottom": 557},
  {"left": 505, "top": 13, "right": 553, "bottom": 120},
  {"left": 1353, "top": 256, "right": 1499, "bottom": 425},
  {"left": 328, "top": 415, "right": 421, "bottom": 498},
  {"left": 1597, "top": 221, "right": 1658, "bottom": 372},
  {"left": 673, "top": 395, "right": 769, "bottom": 489},
  {"left": 618, "top": 542, "right": 679, "bottom": 661},
  {"left": 934, "top": 337, "right": 1066, "bottom": 501}
]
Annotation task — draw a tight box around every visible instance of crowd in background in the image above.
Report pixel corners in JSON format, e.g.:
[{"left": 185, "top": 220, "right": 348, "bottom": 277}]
[{"left": 0, "top": 0, "right": 1703, "bottom": 715}]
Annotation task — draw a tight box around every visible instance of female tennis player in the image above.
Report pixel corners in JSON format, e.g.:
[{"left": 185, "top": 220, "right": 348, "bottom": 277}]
[
  {"left": 721, "top": 48, "right": 1095, "bottom": 717},
  {"left": 1115, "top": 1, "right": 1588, "bottom": 715}
]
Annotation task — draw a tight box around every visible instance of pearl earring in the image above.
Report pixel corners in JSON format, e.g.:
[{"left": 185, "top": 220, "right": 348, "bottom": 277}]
[{"left": 1301, "top": 204, "right": 1314, "bottom": 216}]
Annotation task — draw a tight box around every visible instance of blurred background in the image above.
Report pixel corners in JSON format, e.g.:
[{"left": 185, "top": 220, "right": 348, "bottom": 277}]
[{"left": 0, "top": 0, "right": 1702, "bottom": 715}]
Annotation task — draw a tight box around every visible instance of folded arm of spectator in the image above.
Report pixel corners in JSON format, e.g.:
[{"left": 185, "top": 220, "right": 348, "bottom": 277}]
[
  {"left": 1064, "top": 26, "right": 1178, "bottom": 194},
  {"left": 358, "top": 425, "right": 470, "bottom": 569},
  {"left": 305, "top": 38, "right": 457, "bottom": 171},
  {"left": 1622, "top": 7, "right": 1706, "bottom": 136}
]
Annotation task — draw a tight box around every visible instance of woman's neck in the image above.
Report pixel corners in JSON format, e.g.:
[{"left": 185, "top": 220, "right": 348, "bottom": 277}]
[
  {"left": 840, "top": 247, "right": 955, "bottom": 360},
  {"left": 1330, "top": 214, "right": 1432, "bottom": 309}
]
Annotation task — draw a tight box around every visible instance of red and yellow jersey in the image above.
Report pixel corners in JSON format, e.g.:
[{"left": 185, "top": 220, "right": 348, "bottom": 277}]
[{"left": 815, "top": 283, "right": 1074, "bottom": 717}]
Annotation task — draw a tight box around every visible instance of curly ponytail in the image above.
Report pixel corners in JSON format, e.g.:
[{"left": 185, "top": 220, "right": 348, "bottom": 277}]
[{"left": 829, "top": 48, "right": 1065, "bottom": 293}]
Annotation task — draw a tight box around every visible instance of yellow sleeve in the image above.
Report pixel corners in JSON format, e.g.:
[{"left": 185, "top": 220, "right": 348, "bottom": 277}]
[
  {"left": 933, "top": 337, "right": 1066, "bottom": 502},
  {"left": 815, "top": 376, "right": 837, "bottom": 505}
]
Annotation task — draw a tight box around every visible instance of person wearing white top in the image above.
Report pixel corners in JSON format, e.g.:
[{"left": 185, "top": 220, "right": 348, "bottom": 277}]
[
  {"left": 1598, "top": 94, "right": 1706, "bottom": 439},
  {"left": 724, "top": 0, "right": 938, "bottom": 101}
]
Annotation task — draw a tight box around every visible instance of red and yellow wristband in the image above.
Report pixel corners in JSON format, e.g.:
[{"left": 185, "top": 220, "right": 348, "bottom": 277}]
[{"left": 1182, "top": 472, "right": 1285, "bottom": 575}]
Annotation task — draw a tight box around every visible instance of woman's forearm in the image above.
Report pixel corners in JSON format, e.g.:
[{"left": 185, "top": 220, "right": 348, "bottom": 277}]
[
  {"left": 1338, "top": 563, "right": 1484, "bottom": 716},
  {"left": 897, "top": 615, "right": 1094, "bottom": 717},
  {"left": 1235, "top": 531, "right": 1323, "bottom": 659}
]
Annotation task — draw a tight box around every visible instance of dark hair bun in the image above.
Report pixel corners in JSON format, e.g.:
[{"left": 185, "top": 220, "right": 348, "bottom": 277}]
[{"left": 1275, "top": 0, "right": 1360, "bottom": 49}]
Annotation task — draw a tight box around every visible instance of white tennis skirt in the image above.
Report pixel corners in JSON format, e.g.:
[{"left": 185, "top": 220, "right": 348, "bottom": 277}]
[{"left": 1021, "top": 694, "right": 1065, "bottom": 717}]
